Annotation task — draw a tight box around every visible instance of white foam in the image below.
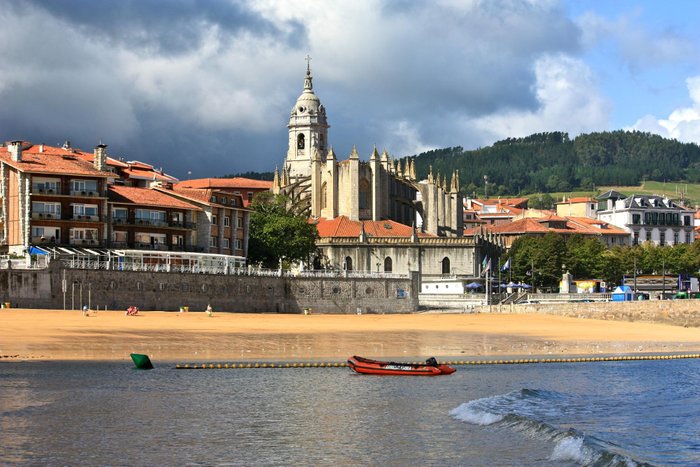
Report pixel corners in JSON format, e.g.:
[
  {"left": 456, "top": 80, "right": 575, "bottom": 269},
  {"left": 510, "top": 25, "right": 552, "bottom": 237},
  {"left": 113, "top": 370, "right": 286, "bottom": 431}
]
[
  {"left": 550, "top": 436, "right": 591, "bottom": 464},
  {"left": 449, "top": 402, "right": 503, "bottom": 426}
]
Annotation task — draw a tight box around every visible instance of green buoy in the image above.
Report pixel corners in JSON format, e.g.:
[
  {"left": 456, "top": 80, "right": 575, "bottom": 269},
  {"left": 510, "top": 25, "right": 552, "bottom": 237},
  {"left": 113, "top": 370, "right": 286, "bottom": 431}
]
[{"left": 130, "top": 353, "right": 154, "bottom": 370}]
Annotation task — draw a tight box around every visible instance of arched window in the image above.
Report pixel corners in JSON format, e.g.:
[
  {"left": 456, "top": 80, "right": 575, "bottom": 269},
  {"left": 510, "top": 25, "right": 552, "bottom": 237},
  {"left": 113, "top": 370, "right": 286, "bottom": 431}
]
[
  {"left": 344, "top": 256, "right": 353, "bottom": 271},
  {"left": 384, "top": 257, "right": 393, "bottom": 272},
  {"left": 321, "top": 182, "right": 327, "bottom": 210},
  {"left": 297, "top": 133, "right": 305, "bottom": 149},
  {"left": 441, "top": 257, "right": 450, "bottom": 274}
]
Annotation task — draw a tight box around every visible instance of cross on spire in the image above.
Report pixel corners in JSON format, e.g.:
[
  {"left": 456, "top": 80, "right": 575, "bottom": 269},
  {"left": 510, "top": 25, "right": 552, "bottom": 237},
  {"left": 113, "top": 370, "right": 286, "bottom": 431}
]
[{"left": 305, "top": 54, "right": 312, "bottom": 72}]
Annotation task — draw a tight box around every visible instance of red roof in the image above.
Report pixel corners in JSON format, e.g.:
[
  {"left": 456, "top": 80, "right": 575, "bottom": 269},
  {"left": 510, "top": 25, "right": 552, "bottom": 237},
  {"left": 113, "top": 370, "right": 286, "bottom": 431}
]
[
  {"left": 465, "top": 216, "right": 628, "bottom": 236},
  {"left": 176, "top": 177, "right": 273, "bottom": 190},
  {"left": 169, "top": 186, "right": 247, "bottom": 209},
  {"left": 556, "top": 197, "right": 596, "bottom": 204},
  {"left": 109, "top": 185, "right": 200, "bottom": 210},
  {"left": 315, "top": 216, "right": 433, "bottom": 238},
  {"left": 0, "top": 142, "right": 114, "bottom": 177}
]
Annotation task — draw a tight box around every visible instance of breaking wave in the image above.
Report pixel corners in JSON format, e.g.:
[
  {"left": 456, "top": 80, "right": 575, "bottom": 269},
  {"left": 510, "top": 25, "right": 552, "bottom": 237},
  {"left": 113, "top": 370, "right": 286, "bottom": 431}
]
[{"left": 450, "top": 389, "right": 649, "bottom": 466}]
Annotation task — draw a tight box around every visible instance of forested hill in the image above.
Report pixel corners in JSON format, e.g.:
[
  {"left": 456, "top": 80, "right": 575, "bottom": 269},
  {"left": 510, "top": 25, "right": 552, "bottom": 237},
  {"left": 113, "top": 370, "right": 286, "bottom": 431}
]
[{"left": 404, "top": 131, "right": 700, "bottom": 197}]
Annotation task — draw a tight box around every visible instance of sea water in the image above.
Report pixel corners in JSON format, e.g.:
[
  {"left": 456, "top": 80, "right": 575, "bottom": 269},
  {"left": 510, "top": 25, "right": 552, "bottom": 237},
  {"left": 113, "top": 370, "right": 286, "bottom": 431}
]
[{"left": 1, "top": 358, "right": 698, "bottom": 466}]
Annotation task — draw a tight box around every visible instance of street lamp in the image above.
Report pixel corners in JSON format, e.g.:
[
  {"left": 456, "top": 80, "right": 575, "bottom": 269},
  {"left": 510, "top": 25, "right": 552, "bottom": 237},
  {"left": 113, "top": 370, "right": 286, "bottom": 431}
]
[{"left": 483, "top": 175, "right": 489, "bottom": 199}]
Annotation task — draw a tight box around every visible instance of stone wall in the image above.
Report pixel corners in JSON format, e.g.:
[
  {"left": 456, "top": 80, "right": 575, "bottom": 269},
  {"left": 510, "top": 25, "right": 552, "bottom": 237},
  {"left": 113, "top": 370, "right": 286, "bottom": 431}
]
[
  {"left": 471, "top": 301, "right": 700, "bottom": 327},
  {"left": 0, "top": 264, "right": 419, "bottom": 314}
]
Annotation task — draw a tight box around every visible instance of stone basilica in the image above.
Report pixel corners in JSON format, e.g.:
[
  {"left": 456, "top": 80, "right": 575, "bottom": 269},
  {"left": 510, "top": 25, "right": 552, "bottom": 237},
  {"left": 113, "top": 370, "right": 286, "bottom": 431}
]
[{"left": 273, "top": 61, "right": 500, "bottom": 278}]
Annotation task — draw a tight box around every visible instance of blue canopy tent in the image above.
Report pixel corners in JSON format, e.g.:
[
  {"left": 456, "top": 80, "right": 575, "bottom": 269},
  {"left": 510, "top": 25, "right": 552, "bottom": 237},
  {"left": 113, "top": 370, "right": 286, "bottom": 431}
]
[
  {"left": 465, "top": 282, "right": 483, "bottom": 290},
  {"left": 612, "top": 285, "right": 634, "bottom": 302},
  {"left": 28, "top": 246, "right": 49, "bottom": 255}
]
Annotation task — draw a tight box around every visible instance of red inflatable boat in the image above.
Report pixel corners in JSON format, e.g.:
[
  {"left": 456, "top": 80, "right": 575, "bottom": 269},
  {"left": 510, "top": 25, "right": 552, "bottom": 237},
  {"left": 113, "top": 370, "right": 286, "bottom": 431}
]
[{"left": 347, "top": 355, "right": 456, "bottom": 376}]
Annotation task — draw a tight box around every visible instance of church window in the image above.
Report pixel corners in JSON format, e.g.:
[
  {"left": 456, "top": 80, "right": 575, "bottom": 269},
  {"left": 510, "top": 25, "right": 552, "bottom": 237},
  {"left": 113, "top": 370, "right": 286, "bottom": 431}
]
[
  {"left": 441, "top": 257, "right": 450, "bottom": 274},
  {"left": 319, "top": 133, "right": 325, "bottom": 151},
  {"left": 297, "top": 133, "right": 305, "bottom": 149},
  {"left": 384, "top": 257, "right": 393, "bottom": 273},
  {"left": 321, "top": 182, "right": 327, "bottom": 210},
  {"left": 344, "top": 256, "right": 353, "bottom": 271}
]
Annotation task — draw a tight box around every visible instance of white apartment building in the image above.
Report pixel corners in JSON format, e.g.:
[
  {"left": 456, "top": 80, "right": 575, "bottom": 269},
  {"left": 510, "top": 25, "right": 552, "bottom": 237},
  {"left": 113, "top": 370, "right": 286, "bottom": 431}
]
[{"left": 597, "top": 190, "right": 695, "bottom": 246}]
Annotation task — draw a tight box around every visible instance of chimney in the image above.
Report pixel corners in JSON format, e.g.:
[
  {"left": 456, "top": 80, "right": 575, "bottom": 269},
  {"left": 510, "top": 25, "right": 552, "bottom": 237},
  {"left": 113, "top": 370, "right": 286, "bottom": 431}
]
[
  {"left": 94, "top": 143, "right": 107, "bottom": 171},
  {"left": 9, "top": 141, "right": 22, "bottom": 161}
]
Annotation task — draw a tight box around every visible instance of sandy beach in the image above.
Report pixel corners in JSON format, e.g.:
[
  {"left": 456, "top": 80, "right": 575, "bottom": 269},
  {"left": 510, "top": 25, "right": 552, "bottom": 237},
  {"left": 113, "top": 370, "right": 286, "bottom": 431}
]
[{"left": 2, "top": 308, "right": 699, "bottom": 362}]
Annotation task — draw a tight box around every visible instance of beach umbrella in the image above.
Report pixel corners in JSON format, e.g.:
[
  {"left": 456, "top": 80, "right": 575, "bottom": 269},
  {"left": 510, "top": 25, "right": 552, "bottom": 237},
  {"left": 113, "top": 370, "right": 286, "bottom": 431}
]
[
  {"left": 465, "top": 281, "right": 482, "bottom": 289},
  {"left": 519, "top": 283, "right": 532, "bottom": 289},
  {"left": 506, "top": 281, "right": 517, "bottom": 288}
]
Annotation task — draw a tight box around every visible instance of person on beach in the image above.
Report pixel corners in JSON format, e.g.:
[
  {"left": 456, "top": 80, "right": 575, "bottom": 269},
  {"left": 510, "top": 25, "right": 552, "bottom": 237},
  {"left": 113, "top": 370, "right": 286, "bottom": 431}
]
[
  {"left": 206, "top": 304, "right": 213, "bottom": 317},
  {"left": 82, "top": 305, "right": 88, "bottom": 317}
]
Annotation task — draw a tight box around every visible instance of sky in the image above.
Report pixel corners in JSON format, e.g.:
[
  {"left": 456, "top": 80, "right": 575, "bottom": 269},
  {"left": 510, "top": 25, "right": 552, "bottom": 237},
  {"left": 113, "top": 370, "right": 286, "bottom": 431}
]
[{"left": 0, "top": 0, "right": 699, "bottom": 180}]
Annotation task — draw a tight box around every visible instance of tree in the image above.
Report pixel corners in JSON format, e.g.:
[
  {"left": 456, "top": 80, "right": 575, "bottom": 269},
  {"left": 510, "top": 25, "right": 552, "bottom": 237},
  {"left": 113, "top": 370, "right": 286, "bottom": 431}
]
[{"left": 247, "top": 192, "right": 319, "bottom": 268}]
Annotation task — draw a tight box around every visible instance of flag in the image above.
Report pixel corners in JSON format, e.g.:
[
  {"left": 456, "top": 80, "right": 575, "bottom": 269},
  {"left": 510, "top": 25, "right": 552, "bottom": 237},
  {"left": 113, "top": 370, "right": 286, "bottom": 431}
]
[
  {"left": 481, "top": 256, "right": 489, "bottom": 270},
  {"left": 481, "top": 258, "right": 491, "bottom": 276},
  {"left": 501, "top": 258, "right": 510, "bottom": 272}
]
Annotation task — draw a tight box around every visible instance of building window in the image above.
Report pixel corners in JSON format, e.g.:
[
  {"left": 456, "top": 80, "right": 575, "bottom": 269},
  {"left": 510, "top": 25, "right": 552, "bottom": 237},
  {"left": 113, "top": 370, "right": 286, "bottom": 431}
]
[
  {"left": 297, "top": 133, "right": 305, "bottom": 149},
  {"left": 135, "top": 209, "right": 166, "bottom": 226},
  {"left": 210, "top": 236, "right": 218, "bottom": 247},
  {"left": 33, "top": 178, "right": 60, "bottom": 193},
  {"left": 112, "top": 207, "right": 128, "bottom": 222},
  {"left": 72, "top": 204, "right": 98, "bottom": 220},
  {"left": 236, "top": 216, "right": 243, "bottom": 229},
  {"left": 659, "top": 231, "right": 665, "bottom": 245},
  {"left": 248, "top": 192, "right": 254, "bottom": 203},
  {"left": 673, "top": 232, "right": 679, "bottom": 245},
  {"left": 224, "top": 216, "right": 230, "bottom": 227},
  {"left": 684, "top": 215, "right": 692, "bottom": 226},
  {"left": 172, "top": 235, "right": 184, "bottom": 246},
  {"left": 384, "top": 257, "right": 393, "bottom": 273},
  {"left": 441, "top": 257, "right": 450, "bottom": 274},
  {"left": 223, "top": 238, "right": 230, "bottom": 248},
  {"left": 32, "top": 201, "right": 61, "bottom": 218},
  {"left": 344, "top": 256, "right": 353, "bottom": 271},
  {"left": 70, "top": 179, "right": 97, "bottom": 194},
  {"left": 135, "top": 232, "right": 166, "bottom": 248},
  {"left": 633, "top": 231, "right": 639, "bottom": 245},
  {"left": 112, "top": 231, "right": 127, "bottom": 245},
  {"left": 632, "top": 214, "right": 640, "bottom": 225},
  {"left": 234, "top": 239, "right": 242, "bottom": 250},
  {"left": 212, "top": 215, "right": 217, "bottom": 225},
  {"left": 70, "top": 228, "right": 98, "bottom": 244}
]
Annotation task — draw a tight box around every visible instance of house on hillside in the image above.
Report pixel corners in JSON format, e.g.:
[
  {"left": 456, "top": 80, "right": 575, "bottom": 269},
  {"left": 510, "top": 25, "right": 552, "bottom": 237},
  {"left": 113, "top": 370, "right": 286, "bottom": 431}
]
[{"left": 596, "top": 191, "right": 695, "bottom": 246}]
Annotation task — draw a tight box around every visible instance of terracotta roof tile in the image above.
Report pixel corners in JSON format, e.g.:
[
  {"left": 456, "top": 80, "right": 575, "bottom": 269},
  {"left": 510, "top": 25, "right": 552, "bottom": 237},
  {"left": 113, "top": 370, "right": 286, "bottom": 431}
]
[
  {"left": 109, "top": 185, "right": 201, "bottom": 210},
  {"left": 315, "top": 216, "right": 433, "bottom": 238},
  {"left": 0, "top": 143, "right": 114, "bottom": 178},
  {"left": 176, "top": 177, "right": 273, "bottom": 190}
]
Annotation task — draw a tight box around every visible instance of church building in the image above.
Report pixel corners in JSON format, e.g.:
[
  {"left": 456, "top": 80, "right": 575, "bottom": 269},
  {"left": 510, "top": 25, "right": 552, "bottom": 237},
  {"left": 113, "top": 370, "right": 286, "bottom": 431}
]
[{"left": 273, "top": 60, "right": 501, "bottom": 278}]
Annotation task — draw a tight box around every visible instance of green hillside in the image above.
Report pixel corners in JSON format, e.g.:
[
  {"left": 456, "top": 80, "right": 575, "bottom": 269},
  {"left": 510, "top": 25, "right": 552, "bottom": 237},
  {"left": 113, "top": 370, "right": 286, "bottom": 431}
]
[{"left": 403, "top": 131, "right": 700, "bottom": 201}]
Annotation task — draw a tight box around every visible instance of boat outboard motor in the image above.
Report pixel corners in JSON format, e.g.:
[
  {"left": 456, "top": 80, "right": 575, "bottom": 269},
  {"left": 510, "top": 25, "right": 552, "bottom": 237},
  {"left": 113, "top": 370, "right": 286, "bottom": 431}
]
[{"left": 426, "top": 357, "right": 438, "bottom": 366}]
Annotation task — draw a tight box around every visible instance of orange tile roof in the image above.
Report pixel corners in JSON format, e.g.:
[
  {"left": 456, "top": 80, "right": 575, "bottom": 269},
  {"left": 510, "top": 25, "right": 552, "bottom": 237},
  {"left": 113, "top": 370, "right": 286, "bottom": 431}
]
[
  {"left": 315, "top": 216, "right": 434, "bottom": 238},
  {"left": 109, "top": 185, "right": 201, "bottom": 210},
  {"left": 465, "top": 216, "right": 628, "bottom": 236},
  {"left": 122, "top": 166, "right": 179, "bottom": 183},
  {"left": 176, "top": 177, "right": 273, "bottom": 190},
  {"left": 0, "top": 142, "right": 114, "bottom": 178}
]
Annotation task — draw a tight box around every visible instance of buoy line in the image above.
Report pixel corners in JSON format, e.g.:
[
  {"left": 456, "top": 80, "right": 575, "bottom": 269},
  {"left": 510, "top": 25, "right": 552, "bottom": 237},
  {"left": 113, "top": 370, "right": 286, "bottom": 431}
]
[{"left": 173, "top": 353, "right": 700, "bottom": 369}]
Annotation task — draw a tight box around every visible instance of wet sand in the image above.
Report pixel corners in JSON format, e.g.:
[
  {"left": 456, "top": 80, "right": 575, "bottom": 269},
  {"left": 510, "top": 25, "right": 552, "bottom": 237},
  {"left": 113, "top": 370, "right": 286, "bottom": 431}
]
[{"left": 1, "top": 309, "right": 699, "bottom": 362}]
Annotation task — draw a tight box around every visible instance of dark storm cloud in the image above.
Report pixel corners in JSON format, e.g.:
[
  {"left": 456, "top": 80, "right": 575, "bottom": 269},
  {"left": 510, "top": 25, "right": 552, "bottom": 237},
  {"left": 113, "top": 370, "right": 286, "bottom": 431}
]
[{"left": 19, "top": 0, "right": 306, "bottom": 53}]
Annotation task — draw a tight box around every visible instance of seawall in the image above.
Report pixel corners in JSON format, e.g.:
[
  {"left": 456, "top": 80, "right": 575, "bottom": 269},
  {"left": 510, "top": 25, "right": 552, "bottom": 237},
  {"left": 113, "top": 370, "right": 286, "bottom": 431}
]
[{"left": 0, "top": 264, "right": 419, "bottom": 314}]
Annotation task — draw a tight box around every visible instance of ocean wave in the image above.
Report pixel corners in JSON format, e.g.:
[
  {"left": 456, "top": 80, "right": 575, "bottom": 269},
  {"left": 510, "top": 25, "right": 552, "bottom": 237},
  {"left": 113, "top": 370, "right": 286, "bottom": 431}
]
[{"left": 450, "top": 389, "right": 648, "bottom": 466}]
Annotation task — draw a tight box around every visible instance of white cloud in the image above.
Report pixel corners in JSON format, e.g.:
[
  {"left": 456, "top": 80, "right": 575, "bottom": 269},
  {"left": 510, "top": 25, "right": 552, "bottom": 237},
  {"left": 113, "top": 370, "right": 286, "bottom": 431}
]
[
  {"left": 629, "top": 76, "right": 700, "bottom": 143},
  {"left": 470, "top": 54, "right": 610, "bottom": 140}
]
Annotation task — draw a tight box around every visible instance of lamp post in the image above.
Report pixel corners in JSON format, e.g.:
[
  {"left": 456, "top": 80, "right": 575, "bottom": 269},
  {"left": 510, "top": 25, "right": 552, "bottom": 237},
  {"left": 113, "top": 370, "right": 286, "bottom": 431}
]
[
  {"left": 483, "top": 175, "right": 489, "bottom": 199},
  {"left": 661, "top": 257, "right": 666, "bottom": 300}
]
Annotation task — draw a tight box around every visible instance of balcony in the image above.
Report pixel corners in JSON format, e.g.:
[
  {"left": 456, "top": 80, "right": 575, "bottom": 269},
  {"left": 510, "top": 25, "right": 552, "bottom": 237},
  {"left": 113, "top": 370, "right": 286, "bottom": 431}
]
[
  {"left": 31, "top": 235, "right": 59, "bottom": 244},
  {"left": 134, "top": 242, "right": 169, "bottom": 251},
  {"left": 72, "top": 215, "right": 100, "bottom": 222},
  {"left": 69, "top": 190, "right": 100, "bottom": 197},
  {"left": 135, "top": 219, "right": 168, "bottom": 227},
  {"left": 112, "top": 217, "right": 129, "bottom": 225},
  {"left": 33, "top": 187, "right": 60, "bottom": 195},
  {"left": 169, "top": 220, "right": 197, "bottom": 229},
  {"left": 32, "top": 212, "right": 60, "bottom": 220},
  {"left": 69, "top": 238, "right": 99, "bottom": 246}
]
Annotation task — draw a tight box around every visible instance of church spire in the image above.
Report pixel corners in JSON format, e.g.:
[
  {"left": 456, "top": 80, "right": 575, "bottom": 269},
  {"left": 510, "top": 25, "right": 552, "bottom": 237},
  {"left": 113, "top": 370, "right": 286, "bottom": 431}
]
[{"left": 304, "top": 54, "right": 313, "bottom": 91}]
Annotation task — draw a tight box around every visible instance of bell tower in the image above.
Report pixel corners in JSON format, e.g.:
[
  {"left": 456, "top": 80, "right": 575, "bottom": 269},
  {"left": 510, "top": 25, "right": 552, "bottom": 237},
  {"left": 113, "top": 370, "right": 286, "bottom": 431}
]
[{"left": 285, "top": 55, "right": 329, "bottom": 179}]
